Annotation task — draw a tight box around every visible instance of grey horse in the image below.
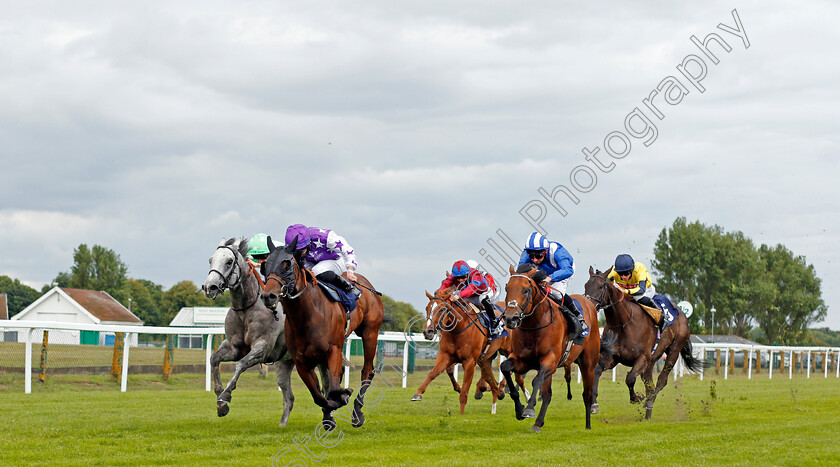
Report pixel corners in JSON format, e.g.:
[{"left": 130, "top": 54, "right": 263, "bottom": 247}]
[{"left": 203, "top": 237, "right": 297, "bottom": 425}]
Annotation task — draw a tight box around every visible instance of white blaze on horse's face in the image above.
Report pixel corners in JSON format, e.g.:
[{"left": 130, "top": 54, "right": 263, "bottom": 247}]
[{"left": 204, "top": 241, "right": 241, "bottom": 299}]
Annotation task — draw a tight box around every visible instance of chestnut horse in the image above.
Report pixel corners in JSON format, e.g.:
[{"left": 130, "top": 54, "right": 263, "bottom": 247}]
[
  {"left": 203, "top": 238, "right": 296, "bottom": 425},
  {"left": 410, "top": 289, "right": 528, "bottom": 414},
  {"left": 584, "top": 266, "right": 703, "bottom": 420},
  {"left": 501, "top": 264, "right": 601, "bottom": 431},
  {"left": 262, "top": 237, "right": 384, "bottom": 429}
]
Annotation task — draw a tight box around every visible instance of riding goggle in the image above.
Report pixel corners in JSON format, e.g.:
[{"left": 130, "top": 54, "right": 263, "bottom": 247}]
[
  {"left": 526, "top": 250, "right": 547, "bottom": 259},
  {"left": 617, "top": 271, "right": 632, "bottom": 277},
  {"left": 251, "top": 254, "right": 268, "bottom": 261}
]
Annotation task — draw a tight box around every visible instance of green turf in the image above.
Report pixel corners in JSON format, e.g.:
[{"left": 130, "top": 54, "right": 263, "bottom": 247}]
[{"left": 2, "top": 368, "right": 839, "bottom": 466}]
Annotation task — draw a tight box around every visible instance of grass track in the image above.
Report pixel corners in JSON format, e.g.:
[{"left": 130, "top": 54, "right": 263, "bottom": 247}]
[{"left": 3, "top": 368, "right": 839, "bottom": 466}]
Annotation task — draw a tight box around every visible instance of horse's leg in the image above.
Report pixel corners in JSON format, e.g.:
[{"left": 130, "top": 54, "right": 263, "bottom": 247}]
[
  {"left": 276, "top": 359, "right": 295, "bottom": 427},
  {"left": 477, "top": 360, "right": 501, "bottom": 413},
  {"left": 500, "top": 358, "right": 526, "bottom": 420},
  {"left": 525, "top": 360, "right": 557, "bottom": 422},
  {"left": 645, "top": 348, "right": 681, "bottom": 420},
  {"left": 457, "top": 358, "right": 477, "bottom": 415},
  {"left": 210, "top": 339, "right": 238, "bottom": 398},
  {"left": 626, "top": 355, "right": 648, "bottom": 403},
  {"left": 325, "top": 346, "right": 352, "bottom": 409},
  {"left": 351, "top": 325, "right": 379, "bottom": 428},
  {"left": 564, "top": 365, "right": 573, "bottom": 401},
  {"left": 217, "top": 340, "right": 269, "bottom": 416},
  {"left": 296, "top": 363, "right": 342, "bottom": 430},
  {"left": 446, "top": 365, "right": 462, "bottom": 393},
  {"left": 412, "top": 353, "right": 454, "bottom": 401},
  {"left": 591, "top": 361, "right": 603, "bottom": 414},
  {"left": 516, "top": 373, "right": 530, "bottom": 400},
  {"left": 474, "top": 375, "right": 489, "bottom": 400},
  {"left": 532, "top": 374, "right": 553, "bottom": 432}
]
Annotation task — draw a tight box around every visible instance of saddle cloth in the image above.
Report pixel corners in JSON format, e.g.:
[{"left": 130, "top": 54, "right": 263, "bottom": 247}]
[
  {"left": 466, "top": 303, "right": 508, "bottom": 339},
  {"left": 317, "top": 281, "right": 358, "bottom": 315},
  {"left": 640, "top": 295, "right": 679, "bottom": 328}
]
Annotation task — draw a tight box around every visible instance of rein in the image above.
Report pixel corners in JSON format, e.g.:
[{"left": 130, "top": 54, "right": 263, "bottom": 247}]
[
  {"left": 428, "top": 296, "right": 483, "bottom": 336},
  {"left": 265, "top": 262, "right": 310, "bottom": 300},
  {"left": 231, "top": 262, "right": 264, "bottom": 312},
  {"left": 585, "top": 275, "right": 633, "bottom": 329},
  {"left": 506, "top": 274, "right": 555, "bottom": 331}
]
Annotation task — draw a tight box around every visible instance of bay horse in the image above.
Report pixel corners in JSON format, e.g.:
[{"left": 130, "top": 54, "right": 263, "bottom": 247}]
[
  {"left": 203, "top": 238, "right": 296, "bottom": 425},
  {"left": 584, "top": 266, "right": 703, "bottom": 420},
  {"left": 262, "top": 237, "right": 384, "bottom": 429},
  {"left": 410, "top": 289, "right": 528, "bottom": 414},
  {"left": 500, "top": 264, "right": 601, "bottom": 431}
]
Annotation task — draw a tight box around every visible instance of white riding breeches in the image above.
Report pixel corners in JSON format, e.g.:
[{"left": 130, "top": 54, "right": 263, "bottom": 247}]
[{"left": 306, "top": 259, "right": 346, "bottom": 276}]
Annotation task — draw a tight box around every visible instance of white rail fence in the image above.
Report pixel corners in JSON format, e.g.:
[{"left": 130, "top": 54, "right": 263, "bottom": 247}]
[{"left": 2, "top": 321, "right": 838, "bottom": 394}]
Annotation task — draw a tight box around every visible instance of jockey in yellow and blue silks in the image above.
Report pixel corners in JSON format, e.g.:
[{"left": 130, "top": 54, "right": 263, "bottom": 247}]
[
  {"left": 518, "top": 232, "right": 589, "bottom": 338},
  {"left": 607, "top": 254, "right": 672, "bottom": 327}
]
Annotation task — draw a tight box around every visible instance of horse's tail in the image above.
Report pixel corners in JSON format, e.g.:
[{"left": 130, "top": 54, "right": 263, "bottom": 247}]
[
  {"left": 680, "top": 340, "right": 706, "bottom": 373},
  {"left": 600, "top": 329, "right": 617, "bottom": 354}
]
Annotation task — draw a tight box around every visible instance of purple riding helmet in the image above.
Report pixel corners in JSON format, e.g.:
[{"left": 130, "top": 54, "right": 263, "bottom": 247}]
[{"left": 284, "top": 224, "right": 311, "bottom": 250}]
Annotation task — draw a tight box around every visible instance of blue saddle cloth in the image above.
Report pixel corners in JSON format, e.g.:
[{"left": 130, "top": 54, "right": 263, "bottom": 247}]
[
  {"left": 317, "top": 281, "right": 358, "bottom": 315},
  {"left": 477, "top": 308, "right": 508, "bottom": 340},
  {"left": 570, "top": 298, "right": 583, "bottom": 315},
  {"left": 652, "top": 295, "right": 678, "bottom": 329}
]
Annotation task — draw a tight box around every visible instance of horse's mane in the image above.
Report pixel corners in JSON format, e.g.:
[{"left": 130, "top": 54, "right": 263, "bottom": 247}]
[
  {"left": 224, "top": 237, "right": 250, "bottom": 259},
  {"left": 515, "top": 262, "right": 548, "bottom": 283}
]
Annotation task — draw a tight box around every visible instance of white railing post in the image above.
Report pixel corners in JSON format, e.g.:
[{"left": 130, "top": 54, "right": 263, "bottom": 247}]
[
  {"left": 807, "top": 351, "right": 811, "bottom": 379},
  {"left": 612, "top": 366, "right": 616, "bottom": 382},
  {"left": 344, "top": 338, "right": 352, "bottom": 389},
  {"left": 769, "top": 350, "right": 773, "bottom": 379},
  {"left": 402, "top": 341, "right": 409, "bottom": 389},
  {"left": 724, "top": 347, "right": 729, "bottom": 380},
  {"left": 454, "top": 364, "right": 459, "bottom": 382},
  {"left": 25, "top": 328, "right": 34, "bottom": 394},
  {"left": 121, "top": 333, "right": 131, "bottom": 392},
  {"left": 836, "top": 351, "right": 839, "bottom": 378},
  {"left": 498, "top": 355, "right": 505, "bottom": 382},
  {"left": 205, "top": 333, "right": 214, "bottom": 392},
  {"left": 700, "top": 349, "right": 705, "bottom": 381},
  {"left": 825, "top": 351, "right": 829, "bottom": 378},
  {"left": 789, "top": 350, "right": 794, "bottom": 379},
  {"left": 577, "top": 365, "right": 581, "bottom": 384},
  {"left": 747, "top": 348, "right": 753, "bottom": 380}
]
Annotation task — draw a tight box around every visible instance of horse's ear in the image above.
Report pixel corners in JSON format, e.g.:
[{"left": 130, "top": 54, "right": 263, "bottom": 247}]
[
  {"left": 285, "top": 236, "right": 298, "bottom": 253},
  {"left": 267, "top": 235, "right": 276, "bottom": 253},
  {"left": 509, "top": 265, "right": 516, "bottom": 275},
  {"left": 218, "top": 237, "right": 227, "bottom": 247},
  {"left": 589, "top": 265, "right": 595, "bottom": 276},
  {"left": 425, "top": 290, "right": 433, "bottom": 300},
  {"left": 605, "top": 266, "right": 613, "bottom": 276}
]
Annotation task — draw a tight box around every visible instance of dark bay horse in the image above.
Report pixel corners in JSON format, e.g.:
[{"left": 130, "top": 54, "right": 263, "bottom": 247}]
[
  {"left": 262, "top": 237, "right": 384, "bottom": 429},
  {"left": 203, "top": 238, "right": 296, "bottom": 425},
  {"left": 501, "top": 265, "right": 601, "bottom": 431},
  {"left": 411, "top": 289, "right": 527, "bottom": 414},
  {"left": 584, "top": 266, "right": 703, "bottom": 420}
]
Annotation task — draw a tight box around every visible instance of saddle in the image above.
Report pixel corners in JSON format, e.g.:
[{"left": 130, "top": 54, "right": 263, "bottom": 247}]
[
  {"left": 317, "top": 281, "right": 358, "bottom": 315},
  {"left": 639, "top": 295, "right": 679, "bottom": 329},
  {"left": 466, "top": 303, "right": 508, "bottom": 340}
]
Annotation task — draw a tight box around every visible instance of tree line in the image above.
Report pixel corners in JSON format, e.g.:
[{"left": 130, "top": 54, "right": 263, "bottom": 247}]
[
  {"left": 652, "top": 217, "right": 827, "bottom": 345},
  {"left": 1, "top": 243, "right": 423, "bottom": 329}
]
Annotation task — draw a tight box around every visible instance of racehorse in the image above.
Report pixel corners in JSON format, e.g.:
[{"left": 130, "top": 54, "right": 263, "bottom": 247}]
[
  {"left": 203, "top": 238, "right": 296, "bottom": 425},
  {"left": 262, "top": 237, "right": 384, "bottom": 429},
  {"left": 500, "top": 264, "right": 601, "bottom": 431},
  {"left": 410, "top": 289, "right": 528, "bottom": 414},
  {"left": 584, "top": 266, "right": 703, "bottom": 420}
]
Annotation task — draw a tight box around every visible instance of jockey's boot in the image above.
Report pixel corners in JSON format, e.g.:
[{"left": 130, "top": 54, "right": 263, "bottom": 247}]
[
  {"left": 317, "top": 271, "right": 362, "bottom": 298},
  {"left": 481, "top": 298, "right": 497, "bottom": 342},
  {"left": 562, "top": 294, "right": 589, "bottom": 339}
]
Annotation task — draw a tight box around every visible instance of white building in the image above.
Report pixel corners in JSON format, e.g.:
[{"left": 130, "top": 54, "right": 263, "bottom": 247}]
[
  {"left": 169, "top": 306, "right": 228, "bottom": 349},
  {"left": 8, "top": 287, "right": 143, "bottom": 346}
]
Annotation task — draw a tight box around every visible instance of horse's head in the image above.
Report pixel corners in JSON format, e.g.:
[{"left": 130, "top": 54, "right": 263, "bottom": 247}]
[
  {"left": 583, "top": 265, "right": 616, "bottom": 309},
  {"left": 422, "top": 289, "right": 461, "bottom": 339},
  {"left": 503, "top": 263, "right": 545, "bottom": 329},
  {"left": 204, "top": 237, "right": 250, "bottom": 300},
  {"left": 262, "top": 236, "right": 302, "bottom": 310}
]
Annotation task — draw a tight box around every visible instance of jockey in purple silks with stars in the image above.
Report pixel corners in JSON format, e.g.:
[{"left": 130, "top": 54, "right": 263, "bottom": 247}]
[{"left": 284, "top": 224, "right": 362, "bottom": 298}]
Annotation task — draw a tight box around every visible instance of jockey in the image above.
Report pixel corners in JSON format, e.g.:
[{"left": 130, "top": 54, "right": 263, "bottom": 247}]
[
  {"left": 607, "top": 254, "right": 672, "bottom": 327},
  {"left": 247, "top": 233, "right": 271, "bottom": 267},
  {"left": 284, "top": 224, "right": 362, "bottom": 298},
  {"left": 518, "top": 232, "right": 589, "bottom": 338},
  {"left": 438, "top": 260, "right": 500, "bottom": 341}
]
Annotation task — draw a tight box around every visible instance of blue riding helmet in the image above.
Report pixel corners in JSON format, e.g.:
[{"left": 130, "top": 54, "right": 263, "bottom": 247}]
[
  {"left": 614, "top": 254, "right": 635, "bottom": 274},
  {"left": 524, "top": 232, "right": 549, "bottom": 251}
]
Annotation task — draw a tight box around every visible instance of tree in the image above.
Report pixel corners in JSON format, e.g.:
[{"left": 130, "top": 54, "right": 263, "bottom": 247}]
[
  {"left": 54, "top": 244, "right": 129, "bottom": 303},
  {"left": 380, "top": 295, "right": 423, "bottom": 333},
  {"left": 159, "top": 280, "right": 227, "bottom": 326},
  {"left": 0, "top": 275, "right": 41, "bottom": 317},
  {"left": 755, "top": 244, "right": 826, "bottom": 344},
  {"left": 125, "top": 279, "right": 165, "bottom": 326}
]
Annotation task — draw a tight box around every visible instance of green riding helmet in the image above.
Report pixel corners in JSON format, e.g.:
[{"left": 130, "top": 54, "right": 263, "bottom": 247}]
[{"left": 248, "top": 233, "right": 271, "bottom": 260}]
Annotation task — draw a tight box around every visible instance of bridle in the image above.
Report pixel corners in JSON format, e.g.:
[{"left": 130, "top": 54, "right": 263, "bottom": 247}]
[
  {"left": 585, "top": 274, "right": 632, "bottom": 329},
  {"left": 426, "top": 295, "right": 480, "bottom": 336},
  {"left": 265, "top": 256, "right": 308, "bottom": 300},
  {"left": 207, "top": 245, "right": 261, "bottom": 311},
  {"left": 505, "top": 274, "right": 555, "bottom": 331}
]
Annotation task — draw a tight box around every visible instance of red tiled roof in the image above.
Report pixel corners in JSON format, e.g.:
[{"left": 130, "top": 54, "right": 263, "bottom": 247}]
[
  {"left": 61, "top": 288, "right": 142, "bottom": 323},
  {"left": 0, "top": 293, "right": 7, "bottom": 320}
]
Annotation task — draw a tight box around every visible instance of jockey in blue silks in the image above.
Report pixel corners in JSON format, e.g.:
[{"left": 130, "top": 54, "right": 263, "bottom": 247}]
[{"left": 518, "top": 232, "right": 589, "bottom": 338}]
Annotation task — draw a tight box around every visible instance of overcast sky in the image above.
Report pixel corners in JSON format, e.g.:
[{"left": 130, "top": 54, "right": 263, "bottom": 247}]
[{"left": 1, "top": 1, "right": 838, "bottom": 329}]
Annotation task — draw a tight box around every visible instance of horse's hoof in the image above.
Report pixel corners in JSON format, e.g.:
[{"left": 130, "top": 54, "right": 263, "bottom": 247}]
[
  {"left": 591, "top": 403, "right": 600, "bottom": 414},
  {"left": 474, "top": 392, "right": 483, "bottom": 400},
  {"left": 217, "top": 401, "right": 230, "bottom": 417},
  {"left": 531, "top": 425, "right": 542, "bottom": 433},
  {"left": 515, "top": 408, "right": 525, "bottom": 421},
  {"left": 351, "top": 410, "right": 365, "bottom": 428},
  {"left": 522, "top": 407, "right": 536, "bottom": 419},
  {"left": 322, "top": 419, "right": 337, "bottom": 431},
  {"left": 497, "top": 392, "right": 505, "bottom": 401},
  {"left": 411, "top": 394, "right": 422, "bottom": 401}
]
